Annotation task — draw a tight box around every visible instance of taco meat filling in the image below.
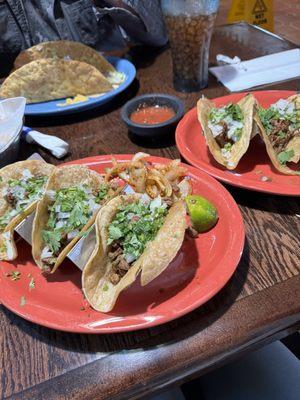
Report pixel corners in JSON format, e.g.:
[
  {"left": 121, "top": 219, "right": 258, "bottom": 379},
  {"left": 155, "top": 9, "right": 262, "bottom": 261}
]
[
  {"left": 41, "top": 183, "right": 112, "bottom": 270},
  {"left": 107, "top": 196, "right": 172, "bottom": 285},
  {"left": 208, "top": 103, "right": 244, "bottom": 158},
  {"left": 258, "top": 99, "right": 300, "bottom": 165},
  {"left": 0, "top": 170, "right": 48, "bottom": 232}
]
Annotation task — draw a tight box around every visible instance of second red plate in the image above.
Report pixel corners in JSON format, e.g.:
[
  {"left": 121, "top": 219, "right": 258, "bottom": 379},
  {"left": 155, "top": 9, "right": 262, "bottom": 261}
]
[{"left": 176, "top": 90, "right": 300, "bottom": 196}]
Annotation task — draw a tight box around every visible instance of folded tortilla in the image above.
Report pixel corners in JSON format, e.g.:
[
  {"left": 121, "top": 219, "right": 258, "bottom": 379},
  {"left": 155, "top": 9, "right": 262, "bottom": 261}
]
[
  {"left": 13, "top": 40, "right": 116, "bottom": 77},
  {"left": 254, "top": 94, "right": 300, "bottom": 175},
  {"left": 0, "top": 160, "right": 54, "bottom": 260},
  {"left": 0, "top": 59, "right": 112, "bottom": 103},
  {"left": 32, "top": 165, "right": 120, "bottom": 273},
  {"left": 82, "top": 194, "right": 187, "bottom": 312},
  {"left": 197, "top": 94, "right": 255, "bottom": 170}
]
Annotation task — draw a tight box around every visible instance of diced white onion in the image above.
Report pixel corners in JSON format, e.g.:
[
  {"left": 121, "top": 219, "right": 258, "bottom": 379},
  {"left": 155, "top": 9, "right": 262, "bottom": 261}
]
[
  {"left": 125, "top": 253, "right": 136, "bottom": 263},
  {"left": 55, "top": 205, "right": 61, "bottom": 213},
  {"left": 272, "top": 99, "right": 294, "bottom": 115},
  {"left": 46, "top": 190, "right": 56, "bottom": 200},
  {"left": 57, "top": 212, "right": 70, "bottom": 219},
  {"left": 140, "top": 193, "right": 151, "bottom": 204},
  {"left": 22, "top": 169, "right": 33, "bottom": 179},
  {"left": 150, "top": 197, "right": 162, "bottom": 211},
  {"left": 221, "top": 149, "right": 231, "bottom": 159},
  {"left": 55, "top": 220, "right": 65, "bottom": 229},
  {"left": 227, "top": 120, "right": 243, "bottom": 140},
  {"left": 41, "top": 246, "right": 53, "bottom": 259},
  {"left": 67, "top": 230, "right": 79, "bottom": 240},
  {"left": 208, "top": 122, "right": 224, "bottom": 138}
]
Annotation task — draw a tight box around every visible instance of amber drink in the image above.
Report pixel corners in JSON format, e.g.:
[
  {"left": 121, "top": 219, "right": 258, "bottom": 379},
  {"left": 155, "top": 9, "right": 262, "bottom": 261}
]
[{"left": 162, "top": 0, "right": 219, "bottom": 92}]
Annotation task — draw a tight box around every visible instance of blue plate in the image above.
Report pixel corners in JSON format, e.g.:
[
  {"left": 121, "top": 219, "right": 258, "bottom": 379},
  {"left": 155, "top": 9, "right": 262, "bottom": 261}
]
[{"left": 24, "top": 57, "right": 136, "bottom": 116}]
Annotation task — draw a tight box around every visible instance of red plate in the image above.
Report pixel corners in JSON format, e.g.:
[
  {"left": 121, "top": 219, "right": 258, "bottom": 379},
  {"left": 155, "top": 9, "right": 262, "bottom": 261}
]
[
  {"left": 176, "top": 90, "right": 300, "bottom": 196},
  {"left": 0, "top": 155, "right": 244, "bottom": 333}
]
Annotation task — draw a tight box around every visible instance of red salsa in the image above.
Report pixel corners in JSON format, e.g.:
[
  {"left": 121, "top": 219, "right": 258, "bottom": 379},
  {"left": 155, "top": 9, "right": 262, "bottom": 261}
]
[{"left": 130, "top": 105, "right": 175, "bottom": 125}]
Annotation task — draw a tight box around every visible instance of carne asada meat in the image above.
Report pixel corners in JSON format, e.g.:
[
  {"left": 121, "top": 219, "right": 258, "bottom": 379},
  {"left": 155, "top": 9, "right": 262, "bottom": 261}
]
[
  {"left": 215, "top": 122, "right": 234, "bottom": 148},
  {"left": 108, "top": 242, "right": 131, "bottom": 284},
  {"left": 268, "top": 119, "right": 299, "bottom": 153}
]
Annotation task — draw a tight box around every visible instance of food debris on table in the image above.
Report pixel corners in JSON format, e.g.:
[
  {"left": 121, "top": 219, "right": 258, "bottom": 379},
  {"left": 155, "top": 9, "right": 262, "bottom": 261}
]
[
  {"left": 29, "top": 277, "right": 35, "bottom": 291},
  {"left": 20, "top": 296, "right": 26, "bottom": 306},
  {"left": 260, "top": 176, "right": 272, "bottom": 182}
]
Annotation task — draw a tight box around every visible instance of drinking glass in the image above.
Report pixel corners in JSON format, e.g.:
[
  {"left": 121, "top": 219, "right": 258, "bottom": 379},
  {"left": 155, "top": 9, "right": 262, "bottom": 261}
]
[{"left": 161, "top": 0, "right": 220, "bottom": 92}]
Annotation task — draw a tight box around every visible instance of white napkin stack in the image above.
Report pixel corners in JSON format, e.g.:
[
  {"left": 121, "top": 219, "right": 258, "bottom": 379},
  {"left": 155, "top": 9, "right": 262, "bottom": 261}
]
[{"left": 209, "top": 49, "right": 300, "bottom": 92}]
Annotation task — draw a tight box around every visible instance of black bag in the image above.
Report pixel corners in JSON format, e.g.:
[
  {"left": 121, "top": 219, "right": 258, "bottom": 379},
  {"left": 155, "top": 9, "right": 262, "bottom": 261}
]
[{"left": 0, "top": 0, "right": 167, "bottom": 76}]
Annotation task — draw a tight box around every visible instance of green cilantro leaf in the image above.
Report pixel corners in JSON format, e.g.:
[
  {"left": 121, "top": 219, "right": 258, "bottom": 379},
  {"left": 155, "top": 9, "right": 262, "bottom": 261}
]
[
  {"left": 277, "top": 150, "right": 295, "bottom": 165},
  {"left": 42, "top": 230, "right": 62, "bottom": 253}
]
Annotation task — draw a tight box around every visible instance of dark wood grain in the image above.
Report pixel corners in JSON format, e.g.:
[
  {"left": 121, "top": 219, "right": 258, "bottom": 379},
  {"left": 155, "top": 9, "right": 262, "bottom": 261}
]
[{"left": 1, "top": 23, "right": 300, "bottom": 400}]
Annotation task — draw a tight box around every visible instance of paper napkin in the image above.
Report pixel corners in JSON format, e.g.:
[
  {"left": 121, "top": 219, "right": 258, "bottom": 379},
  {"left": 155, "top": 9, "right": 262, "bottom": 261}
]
[{"left": 209, "top": 49, "right": 300, "bottom": 92}]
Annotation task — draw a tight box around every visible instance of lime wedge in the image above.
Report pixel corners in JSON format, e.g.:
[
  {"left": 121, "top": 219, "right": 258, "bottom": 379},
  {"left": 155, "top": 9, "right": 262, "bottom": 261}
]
[{"left": 185, "top": 195, "right": 218, "bottom": 233}]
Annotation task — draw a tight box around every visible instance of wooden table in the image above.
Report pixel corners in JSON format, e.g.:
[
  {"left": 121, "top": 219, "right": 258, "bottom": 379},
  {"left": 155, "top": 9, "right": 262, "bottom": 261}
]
[{"left": 1, "top": 23, "right": 300, "bottom": 400}]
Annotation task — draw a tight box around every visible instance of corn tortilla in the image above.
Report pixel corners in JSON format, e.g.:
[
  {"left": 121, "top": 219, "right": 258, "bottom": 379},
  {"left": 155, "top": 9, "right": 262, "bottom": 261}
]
[
  {"left": 0, "top": 59, "right": 112, "bottom": 103},
  {"left": 32, "top": 165, "right": 114, "bottom": 273},
  {"left": 197, "top": 94, "right": 255, "bottom": 170},
  {"left": 254, "top": 94, "right": 300, "bottom": 175},
  {"left": 0, "top": 160, "right": 54, "bottom": 260},
  {"left": 82, "top": 194, "right": 187, "bottom": 312}
]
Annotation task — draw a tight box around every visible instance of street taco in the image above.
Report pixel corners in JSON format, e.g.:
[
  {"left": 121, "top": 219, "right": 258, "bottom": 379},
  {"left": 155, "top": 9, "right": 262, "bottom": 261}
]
[
  {"left": 197, "top": 94, "right": 255, "bottom": 170},
  {"left": 32, "top": 165, "right": 121, "bottom": 273},
  {"left": 0, "top": 160, "right": 54, "bottom": 260},
  {"left": 0, "top": 59, "right": 112, "bottom": 103},
  {"left": 82, "top": 194, "right": 187, "bottom": 312},
  {"left": 13, "top": 40, "right": 124, "bottom": 85},
  {"left": 255, "top": 95, "right": 300, "bottom": 175}
]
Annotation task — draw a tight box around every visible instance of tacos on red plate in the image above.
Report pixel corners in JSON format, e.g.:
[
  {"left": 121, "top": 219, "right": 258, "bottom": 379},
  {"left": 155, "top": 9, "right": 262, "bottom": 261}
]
[
  {"left": 197, "top": 94, "right": 256, "bottom": 170},
  {"left": 82, "top": 194, "right": 187, "bottom": 312},
  {"left": 32, "top": 165, "right": 121, "bottom": 273},
  {"left": 0, "top": 160, "right": 54, "bottom": 260},
  {"left": 255, "top": 95, "right": 300, "bottom": 175}
]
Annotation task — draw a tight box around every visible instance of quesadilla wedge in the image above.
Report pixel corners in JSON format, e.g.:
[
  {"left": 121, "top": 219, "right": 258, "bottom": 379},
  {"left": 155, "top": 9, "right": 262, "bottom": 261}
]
[
  {"left": 0, "top": 59, "right": 112, "bottom": 103},
  {"left": 255, "top": 95, "right": 300, "bottom": 175},
  {"left": 0, "top": 160, "right": 54, "bottom": 260},
  {"left": 197, "top": 94, "right": 256, "bottom": 170},
  {"left": 82, "top": 194, "right": 187, "bottom": 312},
  {"left": 32, "top": 165, "right": 121, "bottom": 273},
  {"left": 13, "top": 40, "right": 124, "bottom": 85}
]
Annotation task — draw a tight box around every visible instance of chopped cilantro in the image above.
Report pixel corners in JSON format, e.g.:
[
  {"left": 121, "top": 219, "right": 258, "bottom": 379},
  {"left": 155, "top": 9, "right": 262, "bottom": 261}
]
[
  {"left": 0, "top": 174, "right": 47, "bottom": 231},
  {"left": 41, "top": 185, "right": 102, "bottom": 253},
  {"left": 209, "top": 103, "right": 243, "bottom": 124},
  {"left": 41, "top": 230, "right": 62, "bottom": 253},
  {"left": 277, "top": 150, "right": 295, "bottom": 165},
  {"left": 0, "top": 241, "right": 7, "bottom": 253},
  {"left": 223, "top": 143, "right": 232, "bottom": 151},
  {"left": 96, "top": 183, "right": 109, "bottom": 202},
  {"left": 102, "top": 283, "right": 109, "bottom": 291},
  {"left": 107, "top": 199, "right": 168, "bottom": 262},
  {"left": 258, "top": 101, "right": 299, "bottom": 135},
  {"left": 278, "top": 131, "right": 286, "bottom": 139}
]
